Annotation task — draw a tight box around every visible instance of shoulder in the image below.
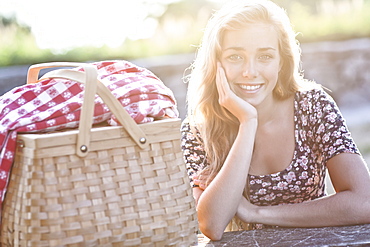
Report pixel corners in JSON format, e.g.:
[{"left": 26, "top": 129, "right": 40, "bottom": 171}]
[
  {"left": 181, "top": 118, "right": 200, "bottom": 136},
  {"left": 181, "top": 118, "right": 193, "bottom": 142},
  {"left": 296, "top": 87, "right": 333, "bottom": 102},
  {"left": 181, "top": 118, "right": 204, "bottom": 146},
  {"left": 295, "top": 88, "right": 337, "bottom": 114},
  {"left": 181, "top": 118, "right": 191, "bottom": 133},
  {"left": 294, "top": 88, "right": 345, "bottom": 133}
]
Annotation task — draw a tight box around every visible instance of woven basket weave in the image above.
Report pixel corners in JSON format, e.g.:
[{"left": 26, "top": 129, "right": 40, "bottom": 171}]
[{"left": 0, "top": 63, "right": 198, "bottom": 247}]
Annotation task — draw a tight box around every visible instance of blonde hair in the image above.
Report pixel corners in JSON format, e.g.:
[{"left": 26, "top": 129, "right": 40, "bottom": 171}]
[{"left": 186, "top": 0, "right": 307, "bottom": 185}]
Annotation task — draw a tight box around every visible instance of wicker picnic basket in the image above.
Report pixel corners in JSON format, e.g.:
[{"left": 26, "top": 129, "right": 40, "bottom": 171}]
[{"left": 0, "top": 63, "right": 198, "bottom": 246}]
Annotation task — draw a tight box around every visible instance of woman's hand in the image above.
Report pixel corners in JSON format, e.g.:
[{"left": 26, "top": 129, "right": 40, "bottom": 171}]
[
  {"left": 193, "top": 170, "right": 212, "bottom": 190},
  {"left": 192, "top": 170, "right": 211, "bottom": 206},
  {"left": 236, "top": 196, "right": 258, "bottom": 224},
  {"left": 216, "top": 62, "right": 257, "bottom": 123},
  {"left": 194, "top": 168, "right": 259, "bottom": 224},
  {"left": 193, "top": 170, "right": 216, "bottom": 206}
]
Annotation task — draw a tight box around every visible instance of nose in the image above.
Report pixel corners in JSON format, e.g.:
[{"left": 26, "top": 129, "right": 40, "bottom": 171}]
[{"left": 242, "top": 61, "right": 258, "bottom": 79}]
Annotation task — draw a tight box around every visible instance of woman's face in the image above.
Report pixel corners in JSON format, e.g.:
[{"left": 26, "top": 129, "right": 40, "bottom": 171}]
[{"left": 220, "top": 23, "right": 281, "bottom": 108}]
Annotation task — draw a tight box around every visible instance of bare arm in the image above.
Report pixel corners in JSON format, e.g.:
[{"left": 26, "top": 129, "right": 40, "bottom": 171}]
[
  {"left": 194, "top": 64, "right": 258, "bottom": 240},
  {"left": 237, "top": 153, "right": 370, "bottom": 227},
  {"left": 196, "top": 120, "right": 256, "bottom": 239}
]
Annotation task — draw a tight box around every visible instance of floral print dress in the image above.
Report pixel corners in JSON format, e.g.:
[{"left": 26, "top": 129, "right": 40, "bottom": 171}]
[{"left": 181, "top": 89, "right": 361, "bottom": 230}]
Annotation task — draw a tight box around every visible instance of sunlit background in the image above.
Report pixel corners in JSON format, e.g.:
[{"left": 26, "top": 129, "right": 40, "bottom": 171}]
[
  {"left": 1, "top": 0, "right": 369, "bottom": 65},
  {"left": 1, "top": 0, "right": 370, "bottom": 180}
]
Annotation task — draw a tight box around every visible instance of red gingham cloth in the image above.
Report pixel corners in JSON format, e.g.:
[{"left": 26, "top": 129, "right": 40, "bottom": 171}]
[{"left": 0, "top": 60, "right": 179, "bottom": 212}]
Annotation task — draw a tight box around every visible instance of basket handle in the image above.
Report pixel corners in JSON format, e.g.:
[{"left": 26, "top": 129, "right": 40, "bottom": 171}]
[
  {"left": 27, "top": 63, "right": 149, "bottom": 157},
  {"left": 27, "top": 62, "right": 87, "bottom": 84}
]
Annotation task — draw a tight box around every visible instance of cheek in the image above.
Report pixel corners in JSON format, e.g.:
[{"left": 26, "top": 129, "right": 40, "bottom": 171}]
[
  {"left": 262, "top": 63, "right": 280, "bottom": 81},
  {"left": 222, "top": 63, "right": 243, "bottom": 82}
]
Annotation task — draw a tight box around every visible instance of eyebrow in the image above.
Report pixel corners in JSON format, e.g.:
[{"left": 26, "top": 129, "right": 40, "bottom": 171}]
[{"left": 223, "top": 46, "right": 277, "bottom": 52}]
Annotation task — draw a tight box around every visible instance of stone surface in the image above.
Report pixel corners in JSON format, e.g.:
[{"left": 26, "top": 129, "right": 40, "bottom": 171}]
[{"left": 199, "top": 224, "right": 370, "bottom": 247}]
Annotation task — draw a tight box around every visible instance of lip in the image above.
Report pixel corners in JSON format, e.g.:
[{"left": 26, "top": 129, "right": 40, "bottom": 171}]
[{"left": 236, "top": 83, "right": 264, "bottom": 93}]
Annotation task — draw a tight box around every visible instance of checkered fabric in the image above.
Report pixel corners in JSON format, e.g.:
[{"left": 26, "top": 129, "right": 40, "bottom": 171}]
[{"left": 0, "top": 60, "right": 179, "bottom": 212}]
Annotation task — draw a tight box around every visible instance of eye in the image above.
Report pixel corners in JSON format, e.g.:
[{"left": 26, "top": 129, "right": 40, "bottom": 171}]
[
  {"left": 259, "top": 54, "right": 273, "bottom": 61},
  {"left": 227, "top": 54, "right": 243, "bottom": 62}
]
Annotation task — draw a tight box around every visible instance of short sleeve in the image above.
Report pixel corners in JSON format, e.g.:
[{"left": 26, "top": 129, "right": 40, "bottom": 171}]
[
  {"left": 308, "top": 89, "right": 360, "bottom": 163},
  {"left": 180, "top": 119, "right": 208, "bottom": 187}
]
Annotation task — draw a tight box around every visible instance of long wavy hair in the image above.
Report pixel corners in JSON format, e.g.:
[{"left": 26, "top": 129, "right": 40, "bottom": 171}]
[{"left": 185, "top": 0, "right": 311, "bottom": 185}]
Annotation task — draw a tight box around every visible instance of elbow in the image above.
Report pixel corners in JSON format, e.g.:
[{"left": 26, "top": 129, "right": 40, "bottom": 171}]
[
  {"left": 199, "top": 221, "right": 224, "bottom": 241},
  {"left": 356, "top": 197, "right": 370, "bottom": 224}
]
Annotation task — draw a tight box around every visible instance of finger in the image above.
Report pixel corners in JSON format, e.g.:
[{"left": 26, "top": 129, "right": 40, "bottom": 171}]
[
  {"left": 199, "top": 183, "right": 207, "bottom": 190},
  {"left": 196, "top": 169, "right": 210, "bottom": 178},
  {"left": 219, "top": 63, "right": 232, "bottom": 93},
  {"left": 217, "top": 64, "right": 236, "bottom": 108},
  {"left": 216, "top": 63, "right": 224, "bottom": 94},
  {"left": 202, "top": 169, "right": 211, "bottom": 175},
  {"left": 216, "top": 62, "right": 227, "bottom": 96}
]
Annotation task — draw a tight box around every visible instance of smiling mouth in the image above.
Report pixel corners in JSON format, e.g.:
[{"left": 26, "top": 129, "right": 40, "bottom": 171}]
[{"left": 239, "top": 84, "right": 263, "bottom": 91}]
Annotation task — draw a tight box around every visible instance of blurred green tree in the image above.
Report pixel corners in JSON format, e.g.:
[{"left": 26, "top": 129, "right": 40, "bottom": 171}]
[
  {"left": 0, "top": 0, "right": 369, "bottom": 66},
  {"left": 0, "top": 15, "right": 54, "bottom": 66}
]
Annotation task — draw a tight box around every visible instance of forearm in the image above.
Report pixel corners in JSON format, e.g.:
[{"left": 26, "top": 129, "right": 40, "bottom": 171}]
[
  {"left": 238, "top": 190, "right": 370, "bottom": 228},
  {"left": 197, "top": 120, "right": 257, "bottom": 238}
]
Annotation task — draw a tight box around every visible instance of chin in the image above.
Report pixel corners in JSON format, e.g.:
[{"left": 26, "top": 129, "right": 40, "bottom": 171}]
[{"left": 241, "top": 95, "right": 263, "bottom": 107}]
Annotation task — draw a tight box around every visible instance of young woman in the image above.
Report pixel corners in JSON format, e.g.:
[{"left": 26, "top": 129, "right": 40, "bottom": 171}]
[{"left": 181, "top": 0, "right": 370, "bottom": 240}]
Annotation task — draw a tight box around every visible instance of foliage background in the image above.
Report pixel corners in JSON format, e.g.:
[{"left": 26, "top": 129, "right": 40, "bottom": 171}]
[{"left": 0, "top": 0, "right": 369, "bottom": 67}]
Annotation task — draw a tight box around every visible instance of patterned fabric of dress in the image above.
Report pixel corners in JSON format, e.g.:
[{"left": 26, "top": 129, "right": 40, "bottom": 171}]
[
  {"left": 181, "top": 88, "right": 360, "bottom": 230},
  {"left": 0, "top": 60, "right": 179, "bottom": 210}
]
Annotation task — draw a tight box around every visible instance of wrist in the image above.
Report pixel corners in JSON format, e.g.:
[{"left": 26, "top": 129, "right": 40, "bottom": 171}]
[
  {"left": 236, "top": 197, "right": 259, "bottom": 223},
  {"left": 239, "top": 114, "right": 258, "bottom": 124},
  {"left": 239, "top": 118, "right": 258, "bottom": 133}
]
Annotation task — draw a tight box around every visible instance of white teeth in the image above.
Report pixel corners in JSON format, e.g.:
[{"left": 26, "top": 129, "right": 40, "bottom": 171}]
[{"left": 240, "top": 84, "right": 262, "bottom": 91}]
